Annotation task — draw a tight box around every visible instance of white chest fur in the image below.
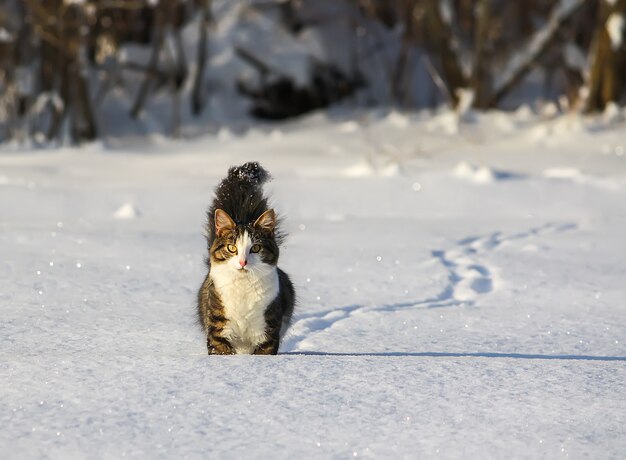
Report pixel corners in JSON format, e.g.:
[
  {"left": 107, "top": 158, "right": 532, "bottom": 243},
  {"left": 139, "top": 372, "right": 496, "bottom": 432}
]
[{"left": 210, "top": 265, "right": 279, "bottom": 354}]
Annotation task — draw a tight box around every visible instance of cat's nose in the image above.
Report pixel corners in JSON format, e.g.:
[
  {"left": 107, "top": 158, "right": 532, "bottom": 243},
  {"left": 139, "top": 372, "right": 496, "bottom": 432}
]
[{"left": 239, "top": 259, "right": 247, "bottom": 268}]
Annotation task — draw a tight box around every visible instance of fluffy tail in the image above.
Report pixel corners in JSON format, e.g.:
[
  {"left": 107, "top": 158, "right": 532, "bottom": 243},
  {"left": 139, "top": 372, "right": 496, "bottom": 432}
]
[
  {"left": 207, "top": 162, "right": 273, "bottom": 244},
  {"left": 225, "top": 162, "right": 270, "bottom": 189}
]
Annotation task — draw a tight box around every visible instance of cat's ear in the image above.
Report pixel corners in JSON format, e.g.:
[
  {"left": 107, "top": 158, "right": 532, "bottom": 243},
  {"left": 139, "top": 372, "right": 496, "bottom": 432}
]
[
  {"left": 215, "top": 209, "right": 235, "bottom": 235},
  {"left": 254, "top": 209, "right": 276, "bottom": 232}
]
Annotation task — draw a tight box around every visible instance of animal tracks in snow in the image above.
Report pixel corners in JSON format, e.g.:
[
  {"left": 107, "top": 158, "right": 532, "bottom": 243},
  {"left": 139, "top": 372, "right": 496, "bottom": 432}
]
[
  {"left": 431, "top": 249, "right": 494, "bottom": 303},
  {"left": 283, "top": 222, "right": 577, "bottom": 352},
  {"left": 430, "top": 221, "right": 576, "bottom": 306}
]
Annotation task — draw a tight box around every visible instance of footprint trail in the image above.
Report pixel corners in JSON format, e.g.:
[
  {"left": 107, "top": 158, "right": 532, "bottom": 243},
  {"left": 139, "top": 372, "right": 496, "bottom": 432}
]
[{"left": 283, "top": 222, "right": 577, "bottom": 352}]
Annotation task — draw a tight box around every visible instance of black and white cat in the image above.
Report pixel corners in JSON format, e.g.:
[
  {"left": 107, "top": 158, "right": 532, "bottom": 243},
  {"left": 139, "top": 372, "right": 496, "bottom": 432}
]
[{"left": 197, "top": 162, "right": 295, "bottom": 355}]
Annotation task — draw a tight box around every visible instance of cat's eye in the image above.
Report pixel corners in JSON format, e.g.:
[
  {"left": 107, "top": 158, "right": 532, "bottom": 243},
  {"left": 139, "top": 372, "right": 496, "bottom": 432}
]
[
  {"left": 226, "top": 244, "right": 237, "bottom": 254},
  {"left": 250, "top": 244, "right": 262, "bottom": 253}
]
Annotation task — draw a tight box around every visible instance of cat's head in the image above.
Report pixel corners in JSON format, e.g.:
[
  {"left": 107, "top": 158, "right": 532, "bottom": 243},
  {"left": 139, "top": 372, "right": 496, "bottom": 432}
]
[{"left": 209, "top": 208, "right": 279, "bottom": 274}]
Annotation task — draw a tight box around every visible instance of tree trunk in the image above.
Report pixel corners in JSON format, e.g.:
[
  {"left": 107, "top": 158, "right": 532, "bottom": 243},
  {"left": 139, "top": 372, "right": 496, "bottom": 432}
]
[
  {"left": 130, "top": 2, "right": 166, "bottom": 119},
  {"left": 191, "top": 0, "right": 211, "bottom": 115},
  {"left": 391, "top": 0, "right": 418, "bottom": 106},
  {"left": 586, "top": 0, "right": 626, "bottom": 112},
  {"left": 471, "top": 0, "right": 491, "bottom": 109},
  {"left": 422, "top": 0, "right": 468, "bottom": 107}
]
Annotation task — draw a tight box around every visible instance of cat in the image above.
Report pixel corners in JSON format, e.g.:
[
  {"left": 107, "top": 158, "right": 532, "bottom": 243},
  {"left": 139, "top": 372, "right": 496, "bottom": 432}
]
[{"left": 197, "top": 162, "right": 295, "bottom": 355}]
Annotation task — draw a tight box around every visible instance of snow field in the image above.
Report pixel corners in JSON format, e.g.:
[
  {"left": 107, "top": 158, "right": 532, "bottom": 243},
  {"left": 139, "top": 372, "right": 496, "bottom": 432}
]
[{"left": 1, "top": 110, "right": 626, "bottom": 458}]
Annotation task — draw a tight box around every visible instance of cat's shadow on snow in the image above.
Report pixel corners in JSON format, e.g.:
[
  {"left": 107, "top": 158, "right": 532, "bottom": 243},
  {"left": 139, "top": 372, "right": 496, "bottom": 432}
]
[{"left": 283, "top": 351, "right": 626, "bottom": 362}]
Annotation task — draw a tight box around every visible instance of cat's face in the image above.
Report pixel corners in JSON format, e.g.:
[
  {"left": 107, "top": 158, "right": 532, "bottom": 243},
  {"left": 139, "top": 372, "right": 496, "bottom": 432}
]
[{"left": 210, "top": 208, "right": 279, "bottom": 275}]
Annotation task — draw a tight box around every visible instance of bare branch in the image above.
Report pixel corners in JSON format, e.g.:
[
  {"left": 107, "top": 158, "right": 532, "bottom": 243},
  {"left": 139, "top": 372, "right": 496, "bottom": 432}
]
[{"left": 489, "top": 0, "right": 586, "bottom": 107}]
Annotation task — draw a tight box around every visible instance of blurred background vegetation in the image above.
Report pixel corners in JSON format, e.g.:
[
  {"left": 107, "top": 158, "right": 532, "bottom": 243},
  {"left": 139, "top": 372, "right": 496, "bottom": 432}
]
[{"left": 0, "top": 0, "right": 625, "bottom": 145}]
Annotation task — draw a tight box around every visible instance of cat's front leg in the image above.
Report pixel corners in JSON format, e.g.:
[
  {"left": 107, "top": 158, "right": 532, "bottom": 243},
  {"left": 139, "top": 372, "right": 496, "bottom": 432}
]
[
  {"left": 253, "top": 334, "right": 279, "bottom": 355},
  {"left": 207, "top": 335, "right": 235, "bottom": 355}
]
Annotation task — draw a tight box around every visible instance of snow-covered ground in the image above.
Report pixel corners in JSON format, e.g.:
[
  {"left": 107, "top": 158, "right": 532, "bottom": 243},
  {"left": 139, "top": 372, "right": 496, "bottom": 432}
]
[{"left": 1, "top": 109, "right": 626, "bottom": 458}]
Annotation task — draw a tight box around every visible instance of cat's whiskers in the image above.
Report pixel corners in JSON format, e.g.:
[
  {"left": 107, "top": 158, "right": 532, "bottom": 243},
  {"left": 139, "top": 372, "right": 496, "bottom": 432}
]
[{"left": 246, "top": 263, "right": 274, "bottom": 277}]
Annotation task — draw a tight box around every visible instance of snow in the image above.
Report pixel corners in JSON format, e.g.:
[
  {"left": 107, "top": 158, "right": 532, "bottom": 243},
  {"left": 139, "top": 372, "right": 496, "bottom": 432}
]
[
  {"left": 0, "top": 27, "right": 13, "bottom": 43},
  {"left": 113, "top": 203, "right": 142, "bottom": 220},
  {"left": 563, "top": 42, "right": 587, "bottom": 71},
  {"left": 454, "top": 88, "right": 475, "bottom": 118},
  {"left": 1, "top": 109, "right": 626, "bottom": 458},
  {"left": 606, "top": 13, "right": 625, "bottom": 50},
  {"left": 453, "top": 161, "right": 505, "bottom": 184},
  {"left": 603, "top": 101, "right": 623, "bottom": 124}
]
